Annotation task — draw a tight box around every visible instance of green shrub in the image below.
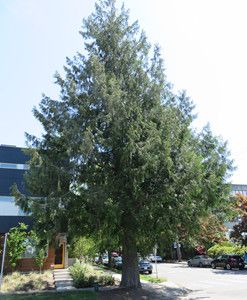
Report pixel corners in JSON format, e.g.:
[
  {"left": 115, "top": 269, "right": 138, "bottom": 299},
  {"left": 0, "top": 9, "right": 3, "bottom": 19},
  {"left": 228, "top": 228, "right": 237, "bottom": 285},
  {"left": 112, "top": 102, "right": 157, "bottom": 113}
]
[
  {"left": 7, "top": 223, "right": 28, "bottom": 270},
  {"left": 98, "top": 274, "right": 115, "bottom": 286},
  {"left": 208, "top": 242, "right": 247, "bottom": 257},
  {"left": 70, "top": 237, "right": 98, "bottom": 263},
  {"left": 69, "top": 261, "right": 114, "bottom": 288}
]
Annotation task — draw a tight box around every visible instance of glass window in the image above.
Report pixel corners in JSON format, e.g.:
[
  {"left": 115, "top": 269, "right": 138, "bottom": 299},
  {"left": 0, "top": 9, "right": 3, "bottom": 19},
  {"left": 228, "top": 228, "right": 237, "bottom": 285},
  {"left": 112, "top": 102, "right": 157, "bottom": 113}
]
[
  {"left": 21, "top": 238, "right": 48, "bottom": 258},
  {"left": 21, "top": 238, "right": 37, "bottom": 258},
  {"left": 0, "top": 163, "right": 29, "bottom": 170},
  {"left": 0, "top": 163, "right": 17, "bottom": 169}
]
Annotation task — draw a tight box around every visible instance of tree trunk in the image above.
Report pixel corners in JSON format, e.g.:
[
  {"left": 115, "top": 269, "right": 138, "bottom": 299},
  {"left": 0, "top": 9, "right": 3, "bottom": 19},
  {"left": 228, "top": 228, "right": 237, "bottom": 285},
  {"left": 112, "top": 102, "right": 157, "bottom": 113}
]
[
  {"left": 120, "top": 234, "right": 141, "bottom": 288},
  {"left": 107, "top": 250, "right": 113, "bottom": 268}
]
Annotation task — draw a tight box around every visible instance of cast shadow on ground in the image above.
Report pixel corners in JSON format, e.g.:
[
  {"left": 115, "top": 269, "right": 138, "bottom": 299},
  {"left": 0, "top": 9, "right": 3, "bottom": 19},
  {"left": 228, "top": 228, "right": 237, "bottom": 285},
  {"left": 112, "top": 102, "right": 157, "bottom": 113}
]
[
  {"left": 99, "top": 284, "right": 192, "bottom": 300},
  {"left": 211, "top": 268, "right": 247, "bottom": 275}
]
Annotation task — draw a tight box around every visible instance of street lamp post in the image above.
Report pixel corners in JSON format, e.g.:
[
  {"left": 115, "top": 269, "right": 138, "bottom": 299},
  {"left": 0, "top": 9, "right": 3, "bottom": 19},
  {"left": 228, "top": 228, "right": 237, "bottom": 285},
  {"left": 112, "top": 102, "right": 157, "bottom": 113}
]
[{"left": 241, "top": 232, "right": 247, "bottom": 246}]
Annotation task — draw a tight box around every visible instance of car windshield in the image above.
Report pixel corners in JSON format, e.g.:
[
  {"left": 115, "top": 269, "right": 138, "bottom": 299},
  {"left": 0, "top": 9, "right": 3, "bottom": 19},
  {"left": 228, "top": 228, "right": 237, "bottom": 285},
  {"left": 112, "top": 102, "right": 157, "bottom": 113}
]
[
  {"left": 140, "top": 260, "right": 149, "bottom": 264},
  {"left": 115, "top": 257, "right": 122, "bottom": 261}
]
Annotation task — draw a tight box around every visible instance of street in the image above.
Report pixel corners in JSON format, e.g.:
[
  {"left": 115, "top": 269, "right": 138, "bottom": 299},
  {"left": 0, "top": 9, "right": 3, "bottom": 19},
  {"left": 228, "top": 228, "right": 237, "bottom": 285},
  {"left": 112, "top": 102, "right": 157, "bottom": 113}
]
[{"left": 153, "top": 262, "right": 247, "bottom": 299}]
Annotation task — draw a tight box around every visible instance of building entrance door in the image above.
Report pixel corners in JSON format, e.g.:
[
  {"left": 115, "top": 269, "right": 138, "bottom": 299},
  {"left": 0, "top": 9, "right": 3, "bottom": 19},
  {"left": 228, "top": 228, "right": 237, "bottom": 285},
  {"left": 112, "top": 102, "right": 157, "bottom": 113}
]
[{"left": 54, "top": 243, "right": 64, "bottom": 269}]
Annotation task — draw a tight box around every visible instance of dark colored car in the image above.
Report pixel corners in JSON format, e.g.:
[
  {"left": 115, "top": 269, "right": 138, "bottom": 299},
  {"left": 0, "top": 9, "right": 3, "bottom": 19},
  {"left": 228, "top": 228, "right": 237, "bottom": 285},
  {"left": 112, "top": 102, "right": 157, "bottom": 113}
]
[
  {"left": 112, "top": 256, "right": 123, "bottom": 269},
  {"left": 211, "top": 254, "right": 245, "bottom": 270},
  {"left": 139, "top": 260, "right": 153, "bottom": 274}
]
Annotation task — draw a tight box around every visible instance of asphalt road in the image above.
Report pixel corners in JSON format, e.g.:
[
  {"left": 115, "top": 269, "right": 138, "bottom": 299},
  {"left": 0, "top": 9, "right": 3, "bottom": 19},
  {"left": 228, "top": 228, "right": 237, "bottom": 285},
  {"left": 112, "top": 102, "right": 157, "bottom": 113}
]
[{"left": 152, "top": 262, "right": 247, "bottom": 300}]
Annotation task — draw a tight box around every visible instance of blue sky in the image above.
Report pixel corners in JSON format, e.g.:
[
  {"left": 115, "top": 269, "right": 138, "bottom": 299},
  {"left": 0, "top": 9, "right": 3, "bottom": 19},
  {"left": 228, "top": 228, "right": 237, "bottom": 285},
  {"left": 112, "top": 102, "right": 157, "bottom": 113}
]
[{"left": 1, "top": 0, "right": 246, "bottom": 183}]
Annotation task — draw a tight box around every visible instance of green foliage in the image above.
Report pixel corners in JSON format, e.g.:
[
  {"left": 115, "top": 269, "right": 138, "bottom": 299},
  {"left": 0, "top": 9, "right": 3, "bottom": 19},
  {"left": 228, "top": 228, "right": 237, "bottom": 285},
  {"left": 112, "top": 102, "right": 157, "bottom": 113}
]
[
  {"left": 230, "top": 194, "right": 247, "bottom": 245},
  {"left": 69, "top": 261, "right": 114, "bottom": 288},
  {"left": 208, "top": 242, "right": 247, "bottom": 257},
  {"left": 140, "top": 274, "right": 166, "bottom": 283},
  {"left": 13, "top": 0, "right": 234, "bottom": 287},
  {"left": 28, "top": 231, "right": 48, "bottom": 272},
  {"left": 35, "top": 248, "right": 46, "bottom": 273},
  {"left": 97, "top": 274, "right": 115, "bottom": 286},
  {"left": 70, "top": 237, "right": 98, "bottom": 262},
  {"left": 7, "top": 223, "right": 28, "bottom": 270}
]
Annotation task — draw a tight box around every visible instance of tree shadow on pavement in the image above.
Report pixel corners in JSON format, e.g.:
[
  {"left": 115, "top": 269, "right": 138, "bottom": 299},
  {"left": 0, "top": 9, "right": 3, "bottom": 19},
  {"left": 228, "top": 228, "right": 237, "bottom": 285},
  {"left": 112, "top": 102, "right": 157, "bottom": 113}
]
[
  {"left": 99, "top": 284, "right": 191, "bottom": 300},
  {"left": 211, "top": 268, "right": 247, "bottom": 275}
]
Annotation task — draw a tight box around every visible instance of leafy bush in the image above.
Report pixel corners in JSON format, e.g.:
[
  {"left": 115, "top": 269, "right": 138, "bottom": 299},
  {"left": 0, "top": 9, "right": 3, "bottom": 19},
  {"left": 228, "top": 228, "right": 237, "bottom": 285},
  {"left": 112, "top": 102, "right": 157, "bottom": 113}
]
[
  {"left": 7, "top": 223, "right": 28, "bottom": 269},
  {"left": 98, "top": 274, "right": 115, "bottom": 286},
  {"left": 208, "top": 242, "right": 247, "bottom": 257},
  {"left": 69, "top": 261, "right": 114, "bottom": 288},
  {"left": 70, "top": 237, "right": 98, "bottom": 263}
]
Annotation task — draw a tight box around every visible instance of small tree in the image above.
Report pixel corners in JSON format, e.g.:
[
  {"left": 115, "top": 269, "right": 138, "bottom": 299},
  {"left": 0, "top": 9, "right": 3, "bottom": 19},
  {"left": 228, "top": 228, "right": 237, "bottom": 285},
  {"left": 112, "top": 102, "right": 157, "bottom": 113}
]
[
  {"left": 230, "top": 194, "right": 247, "bottom": 245},
  {"left": 28, "top": 231, "right": 48, "bottom": 273},
  {"left": 7, "top": 223, "right": 28, "bottom": 270},
  {"left": 35, "top": 248, "right": 46, "bottom": 273},
  {"left": 71, "top": 237, "right": 97, "bottom": 263}
]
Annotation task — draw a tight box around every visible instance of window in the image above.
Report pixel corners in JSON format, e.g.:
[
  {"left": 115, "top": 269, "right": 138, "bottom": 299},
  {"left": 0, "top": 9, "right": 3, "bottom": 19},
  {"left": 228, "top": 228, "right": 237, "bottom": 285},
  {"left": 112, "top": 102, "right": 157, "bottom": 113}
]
[
  {"left": 0, "top": 163, "right": 29, "bottom": 170},
  {"left": 21, "top": 238, "right": 48, "bottom": 259}
]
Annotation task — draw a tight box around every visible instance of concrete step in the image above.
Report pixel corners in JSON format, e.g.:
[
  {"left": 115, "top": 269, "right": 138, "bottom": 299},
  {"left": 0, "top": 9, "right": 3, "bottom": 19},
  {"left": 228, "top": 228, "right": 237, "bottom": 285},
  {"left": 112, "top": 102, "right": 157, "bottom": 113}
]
[
  {"left": 54, "top": 269, "right": 70, "bottom": 273},
  {"left": 55, "top": 278, "right": 73, "bottom": 282},
  {"left": 54, "top": 274, "right": 72, "bottom": 278},
  {"left": 54, "top": 271, "right": 71, "bottom": 275},
  {"left": 53, "top": 268, "right": 75, "bottom": 291},
  {"left": 57, "top": 286, "right": 76, "bottom": 291},
  {"left": 56, "top": 280, "right": 74, "bottom": 286},
  {"left": 54, "top": 275, "right": 72, "bottom": 280}
]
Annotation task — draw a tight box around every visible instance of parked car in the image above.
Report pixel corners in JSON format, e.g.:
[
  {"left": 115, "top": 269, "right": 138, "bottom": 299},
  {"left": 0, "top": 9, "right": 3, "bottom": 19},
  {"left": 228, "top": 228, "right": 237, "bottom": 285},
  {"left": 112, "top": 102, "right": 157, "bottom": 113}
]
[
  {"left": 94, "top": 254, "right": 109, "bottom": 264},
  {"left": 102, "top": 255, "right": 109, "bottom": 265},
  {"left": 148, "top": 254, "right": 163, "bottom": 263},
  {"left": 211, "top": 254, "right": 245, "bottom": 270},
  {"left": 139, "top": 260, "right": 153, "bottom": 274},
  {"left": 188, "top": 255, "right": 213, "bottom": 267},
  {"left": 113, "top": 256, "right": 122, "bottom": 269}
]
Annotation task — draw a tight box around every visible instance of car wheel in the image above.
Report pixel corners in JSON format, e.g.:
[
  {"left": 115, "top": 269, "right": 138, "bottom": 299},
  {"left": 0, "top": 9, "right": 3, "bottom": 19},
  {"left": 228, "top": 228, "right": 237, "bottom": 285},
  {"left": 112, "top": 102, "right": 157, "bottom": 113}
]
[
  {"left": 199, "top": 262, "right": 203, "bottom": 268},
  {"left": 225, "top": 263, "right": 231, "bottom": 270},
  {"left": 188, "top": 262, "right": 192, "bottom": 267},
  {"left": 149, "top": 271, "right": 152, "bottom": 274},
  {"left": 211, "top": 263, "right": 216, "bottom": 269},
  {"left": 239, "top": 266, "right": 244, "bottom": 270}
]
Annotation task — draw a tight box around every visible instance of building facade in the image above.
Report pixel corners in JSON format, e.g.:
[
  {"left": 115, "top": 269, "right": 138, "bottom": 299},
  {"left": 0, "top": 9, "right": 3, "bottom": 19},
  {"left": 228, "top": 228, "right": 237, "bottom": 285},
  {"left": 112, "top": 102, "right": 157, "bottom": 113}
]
[
  {"left": 0, "top": 144, "right": 67, "bottom": 271},
  {"left": 0, "top": 145, "right": 32, "bottom": 232}
]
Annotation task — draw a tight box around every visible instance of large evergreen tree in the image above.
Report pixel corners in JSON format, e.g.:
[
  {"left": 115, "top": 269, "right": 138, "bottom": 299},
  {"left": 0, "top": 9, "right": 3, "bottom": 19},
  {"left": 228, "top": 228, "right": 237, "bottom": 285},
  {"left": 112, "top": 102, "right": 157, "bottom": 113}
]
[{"left": 14, "top": 0, "right": 233, "bottom": 288}]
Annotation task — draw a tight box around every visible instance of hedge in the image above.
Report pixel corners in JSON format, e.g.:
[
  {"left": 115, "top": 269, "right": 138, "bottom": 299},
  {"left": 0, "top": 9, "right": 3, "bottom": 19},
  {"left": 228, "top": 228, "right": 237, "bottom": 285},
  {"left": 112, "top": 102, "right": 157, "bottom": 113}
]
[
  {"left": 69, "top": 261, "right": 115, "bottom": 288},
  {"left": 208, "top": 242, "right": 247, "bottom": 257}
]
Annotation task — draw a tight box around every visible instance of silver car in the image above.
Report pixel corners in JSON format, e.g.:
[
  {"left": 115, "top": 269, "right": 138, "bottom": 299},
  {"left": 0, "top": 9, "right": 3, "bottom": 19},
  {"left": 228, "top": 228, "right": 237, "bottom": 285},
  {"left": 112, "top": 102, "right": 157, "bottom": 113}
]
[
  {"left": 149, "top": 254, "right": 163, "bottom": 262},
  {"left": 188, "top": 255, "right": 213, "bottom": 267}
]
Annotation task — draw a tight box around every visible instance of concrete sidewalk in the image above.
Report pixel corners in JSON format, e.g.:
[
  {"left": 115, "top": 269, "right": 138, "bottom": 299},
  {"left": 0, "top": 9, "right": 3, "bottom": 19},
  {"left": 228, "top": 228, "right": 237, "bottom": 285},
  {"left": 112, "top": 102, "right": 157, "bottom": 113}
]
[{"left": 96, "top": 266, "right": 190, "bottom": 299}]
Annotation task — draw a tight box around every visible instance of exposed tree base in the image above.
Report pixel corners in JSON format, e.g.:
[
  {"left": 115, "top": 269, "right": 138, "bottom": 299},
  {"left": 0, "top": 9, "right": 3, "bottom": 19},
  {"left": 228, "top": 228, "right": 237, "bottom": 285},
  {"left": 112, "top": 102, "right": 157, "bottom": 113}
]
[{"left": 120, "top": 234, "right": 141, "bottom": 289}]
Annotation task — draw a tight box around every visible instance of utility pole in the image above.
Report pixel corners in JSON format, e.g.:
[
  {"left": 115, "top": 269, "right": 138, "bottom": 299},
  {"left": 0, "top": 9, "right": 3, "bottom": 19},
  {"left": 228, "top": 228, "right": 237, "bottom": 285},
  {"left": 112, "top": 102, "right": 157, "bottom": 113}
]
[
  {"left": 0, "top": 233, "right": 8, "bottom": 290},
  {"left": 154, "top": 244, "right": 158, "bottom": 279},
  {"left": 176, "top": 242, "right": 182, "bottom": 262},
  {"left": 173, "top": 241, "right": 182, "bottom": 262}
]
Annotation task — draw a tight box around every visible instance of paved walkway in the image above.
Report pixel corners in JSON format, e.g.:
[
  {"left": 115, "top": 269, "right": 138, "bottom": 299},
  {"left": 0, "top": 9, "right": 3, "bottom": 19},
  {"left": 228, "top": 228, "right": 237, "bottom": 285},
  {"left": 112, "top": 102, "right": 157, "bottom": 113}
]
[
  {"left": 52, "top": 266, "right": 190, "bottom": 298},
  {"left": 53, "top": 268, "right": 75, "bottom": 291},
  {"left": 95, "top": 266, "right": 190, "bottom": 299}
]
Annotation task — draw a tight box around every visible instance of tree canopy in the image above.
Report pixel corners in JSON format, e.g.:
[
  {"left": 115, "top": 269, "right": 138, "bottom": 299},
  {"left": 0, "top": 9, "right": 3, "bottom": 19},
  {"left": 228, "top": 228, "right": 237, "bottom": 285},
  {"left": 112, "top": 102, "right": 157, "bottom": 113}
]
[
  {"left": 230, "top": 194, "right": 247, "bottom": 245},
  {"left": 14, "top": 0, "right": 234, "bottom": 288}
]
